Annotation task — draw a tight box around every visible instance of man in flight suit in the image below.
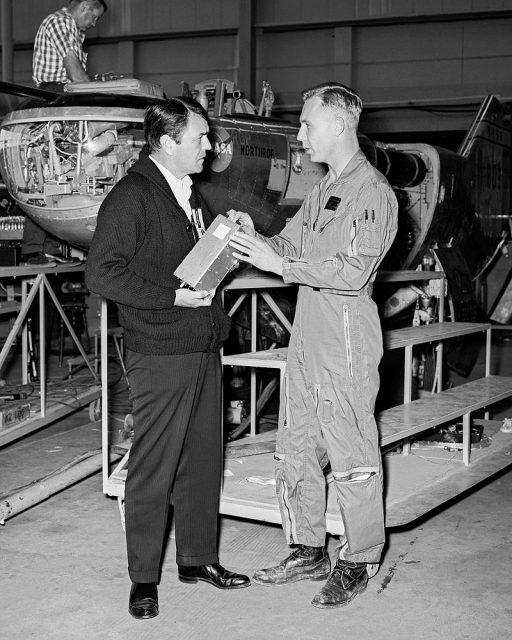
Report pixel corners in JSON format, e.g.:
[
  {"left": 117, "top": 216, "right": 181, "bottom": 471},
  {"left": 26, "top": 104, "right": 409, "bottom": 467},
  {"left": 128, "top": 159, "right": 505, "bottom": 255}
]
[{"left": 228, "top": 82, "right": 398, "bottom": 609}]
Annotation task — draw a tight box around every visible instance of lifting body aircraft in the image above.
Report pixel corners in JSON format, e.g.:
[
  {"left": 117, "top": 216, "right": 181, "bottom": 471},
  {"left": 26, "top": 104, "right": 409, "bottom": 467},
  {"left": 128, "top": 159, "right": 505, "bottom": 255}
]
[{"left": 0, "top": 77, "right": 509, "bottom": 345}]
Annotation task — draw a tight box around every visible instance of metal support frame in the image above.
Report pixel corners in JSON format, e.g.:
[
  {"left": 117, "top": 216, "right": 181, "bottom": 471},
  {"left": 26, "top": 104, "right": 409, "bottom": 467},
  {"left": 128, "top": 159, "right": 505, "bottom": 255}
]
[
  {"left": 401, "top": 273, "right": 446, "bottom": 456},
  {"left": 221, "top": 273, "right": 293, "bottom": 436},
  {"left": 0, "top": 269, "right": 100, "bottom": 448},
  {"left": 0, "top": 273, "right": 98, "bottom": 406},
  {"left": 100, "top": 298, "right": 130, "bottom": 494}
]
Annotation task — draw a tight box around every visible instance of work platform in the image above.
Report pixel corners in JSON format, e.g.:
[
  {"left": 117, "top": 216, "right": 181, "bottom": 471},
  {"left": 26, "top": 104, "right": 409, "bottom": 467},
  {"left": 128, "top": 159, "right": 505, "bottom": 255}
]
[
  {"left": 220, "top": 419, "right": 512, "bottom": 530},
  {"left": 105, "top": 415, "right": 512, "bottom": 531},
  {"left": 101, "top": 268, "right": 512, "bottom": 532}
]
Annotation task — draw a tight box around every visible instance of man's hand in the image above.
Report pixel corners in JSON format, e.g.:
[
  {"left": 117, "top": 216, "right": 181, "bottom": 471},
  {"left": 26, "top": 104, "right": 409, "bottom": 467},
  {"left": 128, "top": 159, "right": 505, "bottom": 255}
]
[
  {"left": 227, "top": 209, "right": 256, "bottom": 237},
  {"left": 175, "top": 288, "right": 215, "bottom": 307},
  {"left": 229, "top": 233, "right": 283, "bottom": 276},
  {"left": 63, "top": 50, "right": 90, "bottom": 82}
]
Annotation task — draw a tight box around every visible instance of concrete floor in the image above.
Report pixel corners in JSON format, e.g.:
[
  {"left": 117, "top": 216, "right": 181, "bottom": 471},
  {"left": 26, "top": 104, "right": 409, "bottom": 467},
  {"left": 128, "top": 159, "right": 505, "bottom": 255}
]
[{"left": 1, "top": 339, "right": 512, "bottom": 640}]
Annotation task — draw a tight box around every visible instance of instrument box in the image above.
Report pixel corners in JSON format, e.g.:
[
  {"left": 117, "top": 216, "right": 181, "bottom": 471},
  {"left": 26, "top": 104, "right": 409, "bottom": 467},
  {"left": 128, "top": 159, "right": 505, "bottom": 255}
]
[
  {"left": 64, "top": 78, "right": 164, "bottom": 99},
  {"left": 0, "top": 241, "right": 20, "bottom": 266},
  {"left": 174, "top": 215, "right": 240, "bottom": 290},
  {"left": 0, "top": 402, "right": 31, "bottom": 430}
]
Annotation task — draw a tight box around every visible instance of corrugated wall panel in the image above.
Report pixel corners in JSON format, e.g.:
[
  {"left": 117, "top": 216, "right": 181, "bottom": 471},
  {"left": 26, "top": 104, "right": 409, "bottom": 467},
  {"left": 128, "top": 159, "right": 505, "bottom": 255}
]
[
  {"left": 13, "top": 0, "right": 61, "bottom": 42},
  {"left": 258, "top": 31, "right": 335, "bottom": 68},
  {"left": 255, "top": 66, "right": 354, "bottom": 112},
  {"left": 255, "top": 0, "right": 512, "bottom": 24},
  {"left": 4, "top": 1, "right": 512, "bottom": 134},
  {"left": 128, "top": 0, "right": 239, "bottom": 34},
  {"left": 135, "top": 37, "right": 235, "bottom": 74},
  {"left": 13, "top": 0, "right": 512, "bottom": 40},
  {"left": 356, "top": 59, "right": 465, "bottom": 102},
  {"left": 441, "top": 0, "right": 506, "bottom": 12},
  {"left": 87, "top": 42, "right": 122, "bottom": 78},
  {"left": 439, "top": 0, "right": 477, "bottom": 12},
  {"left": 256, "top": 29, "right": 343, "bottom": 106},
  {"left": 461, "top": 57, "right": 512, "bottom": 93},
  {"left": 134, "top": 36, "right": 237, "bottom": 97},
  {"left": 354, "top": 22, "right": 464, "bottom": 62},
  {"left": 13, "top": 0, "right": 239, "bottom": 40},
  {"left": 13, "top": 0, "right": 111, "bottom": 41},
  {"left": 12, "top": 50, "right": 33, "bottom": 84},
  {"left": 462, "top": 18, "right": 512, "bottom": 56},
  {"left": 350, "top": 18, "right": 512, "bottom": 101}
]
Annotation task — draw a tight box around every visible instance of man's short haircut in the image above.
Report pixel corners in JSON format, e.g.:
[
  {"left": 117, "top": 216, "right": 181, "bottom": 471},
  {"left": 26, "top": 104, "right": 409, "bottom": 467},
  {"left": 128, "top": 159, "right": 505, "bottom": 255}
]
[
  {"left": 144, "top": 97, "right": 209, "bottom": 153},
  {"left": 71, "top": 0, "right": 108, "bottom": 12},
  {"left": 302, "top": 82, "right": 362, "bottom": 127}
]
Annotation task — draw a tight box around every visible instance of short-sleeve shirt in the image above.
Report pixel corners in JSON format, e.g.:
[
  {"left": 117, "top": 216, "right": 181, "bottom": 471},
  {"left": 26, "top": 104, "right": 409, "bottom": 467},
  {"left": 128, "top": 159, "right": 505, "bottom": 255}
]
[{"left": 32, "top": 7, "right": 87, "bottom": 86}]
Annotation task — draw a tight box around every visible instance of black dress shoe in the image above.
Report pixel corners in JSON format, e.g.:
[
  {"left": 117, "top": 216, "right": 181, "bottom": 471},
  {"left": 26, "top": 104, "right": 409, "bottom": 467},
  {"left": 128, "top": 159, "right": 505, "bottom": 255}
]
[
  {"left": 128, "top": 582, "right": 159, "bottom": 619},
  {"left": 178, "top": 563, "right": 251, "bottom": 589}
]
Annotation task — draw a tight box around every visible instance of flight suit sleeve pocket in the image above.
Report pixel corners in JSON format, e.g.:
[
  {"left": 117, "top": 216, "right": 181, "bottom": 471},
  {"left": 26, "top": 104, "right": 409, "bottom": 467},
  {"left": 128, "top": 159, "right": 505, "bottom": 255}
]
[{"left": 357, "top": 209, "right": 381, "bottom": 257}]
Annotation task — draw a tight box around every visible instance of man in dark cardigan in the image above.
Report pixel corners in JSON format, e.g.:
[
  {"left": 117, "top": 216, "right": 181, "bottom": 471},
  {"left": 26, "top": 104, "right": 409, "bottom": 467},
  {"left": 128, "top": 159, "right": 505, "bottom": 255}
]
[{"left": 85, "top": 97, "right": 250, "bottom": 620}]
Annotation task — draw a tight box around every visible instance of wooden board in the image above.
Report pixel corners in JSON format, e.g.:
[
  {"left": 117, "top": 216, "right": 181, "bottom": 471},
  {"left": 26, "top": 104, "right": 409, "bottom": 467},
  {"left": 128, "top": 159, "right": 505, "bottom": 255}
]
[
  {"left": 0, "top": 383, "right": 101, "bottom": 447},
  {"left": 105, "top": 422, "right": 512, "bottom": 528},
  {"left": 222, "top": 323, "right": 492, "bottom": 368},
  {"left": 383, "top": 424, "right": 512, "bottom": 526},
  {"left": 222, "top": 347, "right": 287, "bottom": 369},
  {"left": 383, "top": 322, "right": 490, "bottom": 350},
  {"left": 378, "top": 375, "right": 512, "bottom": 446},
  {"left": 219, "top": 421, "right": 512, "bottom": 530}
]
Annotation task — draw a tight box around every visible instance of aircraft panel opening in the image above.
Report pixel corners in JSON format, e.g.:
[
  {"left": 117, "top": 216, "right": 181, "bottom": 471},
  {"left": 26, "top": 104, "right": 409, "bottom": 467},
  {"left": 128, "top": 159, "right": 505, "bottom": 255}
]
[{"left": 0, "top": 110, "right": 146, "bottom": 248}]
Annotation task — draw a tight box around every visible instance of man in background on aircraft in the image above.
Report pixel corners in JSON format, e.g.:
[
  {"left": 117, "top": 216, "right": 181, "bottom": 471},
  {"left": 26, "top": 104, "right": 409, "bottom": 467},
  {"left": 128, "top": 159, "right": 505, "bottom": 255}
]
[
  {"left": 33, "top": 0, "right": 107, "bottom": 91},
  {"left": 229, "top": 82, "right": 398, "bottom": 609},
  {"left": 21, "top": 0, "right": 107, "bottom": 267}
]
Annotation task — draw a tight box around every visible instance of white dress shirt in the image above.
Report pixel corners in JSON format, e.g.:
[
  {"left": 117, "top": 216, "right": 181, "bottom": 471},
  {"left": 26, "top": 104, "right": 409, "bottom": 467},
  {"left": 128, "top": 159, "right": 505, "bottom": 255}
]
[
  {"left": 149, "top": 155, "right": 193, "bottom": 219},
  {"left": 149, "top": 155, "right": 206, "bottom": 238}
]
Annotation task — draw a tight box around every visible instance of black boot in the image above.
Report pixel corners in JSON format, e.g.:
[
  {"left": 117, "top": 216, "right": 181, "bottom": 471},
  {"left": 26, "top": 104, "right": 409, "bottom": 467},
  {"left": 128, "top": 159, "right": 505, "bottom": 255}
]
[
  {"left": 311, "top": 559, "right": 368, "bottom": 608},
  {"left": 253, "top": 545, "right": 331, "bottom": 585}
]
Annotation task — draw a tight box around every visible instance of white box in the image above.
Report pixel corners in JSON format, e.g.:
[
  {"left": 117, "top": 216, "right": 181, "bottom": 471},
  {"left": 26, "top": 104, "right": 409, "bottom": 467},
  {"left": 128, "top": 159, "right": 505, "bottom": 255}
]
[{"left": 174, "top": 215, "right": 240, "bottom": 290}]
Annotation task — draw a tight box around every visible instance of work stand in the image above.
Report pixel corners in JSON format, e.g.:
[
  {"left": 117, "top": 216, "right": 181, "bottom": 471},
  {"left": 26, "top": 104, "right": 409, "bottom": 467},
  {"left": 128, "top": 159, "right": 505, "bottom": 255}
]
[
  {"left": 99, "top": 298, "right": 130, "bottom": 525},
  {"left": 221, "top": 269, "right": 293, "bottom": 438},
  {"left": 0, "top": 265, "right": 101, "bottom": 448}
]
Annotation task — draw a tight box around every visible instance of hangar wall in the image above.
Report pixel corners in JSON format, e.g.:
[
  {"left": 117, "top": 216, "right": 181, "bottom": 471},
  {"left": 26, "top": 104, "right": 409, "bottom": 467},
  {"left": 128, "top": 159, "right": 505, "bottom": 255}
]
[{"left": 3, "top": 0, "right": 512, "bottom": 134}]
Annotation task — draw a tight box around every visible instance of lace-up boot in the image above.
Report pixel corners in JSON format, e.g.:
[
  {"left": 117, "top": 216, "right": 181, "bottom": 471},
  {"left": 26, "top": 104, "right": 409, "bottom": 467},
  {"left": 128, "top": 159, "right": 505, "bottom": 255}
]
[
  {"left": 311, "top": 559, "right": 368, "bottom": 608},
  {"left": 253, "top": 545, "right": 330, "bottom": 585}
]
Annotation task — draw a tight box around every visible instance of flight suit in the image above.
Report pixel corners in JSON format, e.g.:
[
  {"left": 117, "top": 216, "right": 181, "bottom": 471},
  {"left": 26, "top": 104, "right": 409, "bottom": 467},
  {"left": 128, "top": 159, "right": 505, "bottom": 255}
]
[{"left": 266, "top": 150, "right": 398, "bottom": 564}]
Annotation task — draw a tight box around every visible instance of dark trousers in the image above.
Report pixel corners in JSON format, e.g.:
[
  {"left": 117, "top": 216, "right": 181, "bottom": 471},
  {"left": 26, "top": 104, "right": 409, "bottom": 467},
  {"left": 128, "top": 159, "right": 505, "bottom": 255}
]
[
  {"left": 21, "top": 217, "right": 60, "bottom": 256},
  {"left": 124, "top": 350, "right": 222, "bottom": 583},
  {"left": 38, "top": 82, "right": 66, "bottom": 93}
]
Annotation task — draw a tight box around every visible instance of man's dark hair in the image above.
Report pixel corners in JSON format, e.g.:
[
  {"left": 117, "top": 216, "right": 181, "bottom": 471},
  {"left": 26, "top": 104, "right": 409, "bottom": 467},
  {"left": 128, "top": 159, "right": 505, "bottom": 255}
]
[{"left": 144, "top": 97, "right": 208, "bottom": 153}]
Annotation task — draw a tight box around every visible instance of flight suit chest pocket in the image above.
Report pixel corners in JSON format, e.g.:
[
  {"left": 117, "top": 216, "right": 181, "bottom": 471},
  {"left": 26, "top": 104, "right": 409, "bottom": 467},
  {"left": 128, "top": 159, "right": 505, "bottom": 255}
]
[
  {"left": 357, "top": 209, "right": 381, "bottom": 257},
  {"left": 317, "top": 201, "right": 352, "bottom": 235}
]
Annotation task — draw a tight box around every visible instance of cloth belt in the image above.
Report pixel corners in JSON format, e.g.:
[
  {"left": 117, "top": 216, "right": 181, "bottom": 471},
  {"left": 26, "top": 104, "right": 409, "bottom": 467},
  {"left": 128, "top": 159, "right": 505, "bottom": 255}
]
[{"left": 312, "top": 283, "right": 373, "bottom": 297}]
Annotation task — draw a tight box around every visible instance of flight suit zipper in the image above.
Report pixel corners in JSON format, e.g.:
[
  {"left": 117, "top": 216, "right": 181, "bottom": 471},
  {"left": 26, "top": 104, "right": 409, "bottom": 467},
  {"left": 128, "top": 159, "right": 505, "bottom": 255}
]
[{"left": 343, "top": 305, "right": 353, "bottom": 378}]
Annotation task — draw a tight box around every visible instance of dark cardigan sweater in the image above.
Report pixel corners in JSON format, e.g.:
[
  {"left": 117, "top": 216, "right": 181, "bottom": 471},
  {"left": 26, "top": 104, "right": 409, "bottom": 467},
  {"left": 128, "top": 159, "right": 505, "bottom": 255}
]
[{"left": 85, "top": 147, "right": 231, "bottom": 355}]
